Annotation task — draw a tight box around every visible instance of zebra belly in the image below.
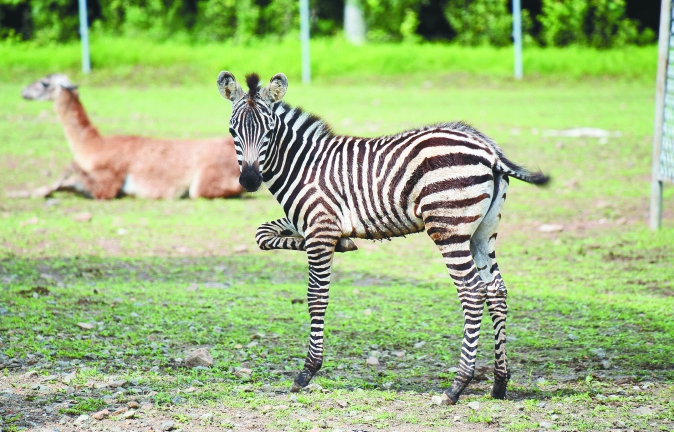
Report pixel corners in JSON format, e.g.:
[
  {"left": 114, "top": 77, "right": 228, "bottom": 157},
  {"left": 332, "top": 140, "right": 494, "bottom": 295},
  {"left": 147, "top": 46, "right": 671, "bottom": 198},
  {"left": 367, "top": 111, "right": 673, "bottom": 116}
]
[{"left": 341, "top": 206, "right": 424, "bottom": 240}]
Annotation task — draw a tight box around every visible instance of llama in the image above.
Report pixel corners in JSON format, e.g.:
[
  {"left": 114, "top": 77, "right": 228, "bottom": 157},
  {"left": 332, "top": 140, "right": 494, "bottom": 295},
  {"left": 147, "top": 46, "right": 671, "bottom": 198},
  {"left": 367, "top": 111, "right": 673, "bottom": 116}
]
[{"left": 21, "top": 74, "right": 243, "bottom": 199}]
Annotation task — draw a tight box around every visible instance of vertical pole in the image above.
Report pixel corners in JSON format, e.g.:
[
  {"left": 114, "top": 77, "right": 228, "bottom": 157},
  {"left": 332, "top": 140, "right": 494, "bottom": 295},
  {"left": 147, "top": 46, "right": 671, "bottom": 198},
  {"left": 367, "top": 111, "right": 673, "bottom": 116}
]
[
  {"left": 651, "top": 0, "right": 672, "bottom": 230},
  {"left": 344, "top": 0, "right": 366, "bottom": 45},
  {"left": 78, "top": 0, "right": 91, "bottom": 74},
  {"left": 299, "top": 0, "right": 311, "bottom": 84},
  {"left": 512, "top": 0, "right": 523, "bottom": 80}
]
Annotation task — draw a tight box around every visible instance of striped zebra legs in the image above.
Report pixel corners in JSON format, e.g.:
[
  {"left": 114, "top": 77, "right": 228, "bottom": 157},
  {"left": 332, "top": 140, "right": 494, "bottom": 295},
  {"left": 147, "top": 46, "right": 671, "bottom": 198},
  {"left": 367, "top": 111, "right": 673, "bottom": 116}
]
[
  {"left": 256, "top": 218, "right": 306, "bottom": 251},
  {"left": 256, "top": 218, "right": 358, "bottom": 253},
  {"left": 422, "top": 197, "right": 492, "bottom": 404},
  {"left": 290, "top": 225, "right": 342, "bottom": 392},
  {"left": 471, "top": 174, "right": 511, "bottom": 399}
]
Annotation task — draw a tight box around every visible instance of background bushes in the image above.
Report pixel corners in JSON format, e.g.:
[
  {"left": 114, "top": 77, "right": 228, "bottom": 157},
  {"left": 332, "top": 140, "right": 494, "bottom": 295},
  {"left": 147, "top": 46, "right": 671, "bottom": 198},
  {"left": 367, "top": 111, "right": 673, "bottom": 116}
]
[{"left": 0, "top": 0, "right": 660, "bottom": 46}]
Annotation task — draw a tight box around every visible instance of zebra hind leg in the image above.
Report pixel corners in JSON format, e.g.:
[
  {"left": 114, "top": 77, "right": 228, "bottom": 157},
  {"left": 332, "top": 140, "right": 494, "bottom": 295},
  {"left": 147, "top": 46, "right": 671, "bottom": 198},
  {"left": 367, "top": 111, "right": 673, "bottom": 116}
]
[
  {"left": 425, "top": 228, "right": 488, "bottom": 404},
  {"left": 471, "top": 173, "right": 511, "bottom": 399}
]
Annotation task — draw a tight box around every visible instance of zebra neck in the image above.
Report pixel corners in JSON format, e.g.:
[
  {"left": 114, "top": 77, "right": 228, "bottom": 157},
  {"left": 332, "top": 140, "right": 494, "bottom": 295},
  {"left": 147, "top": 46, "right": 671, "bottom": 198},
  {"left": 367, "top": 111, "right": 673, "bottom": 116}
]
[{"left": 263, "top": 102, "right": 334, "bottom": 196}]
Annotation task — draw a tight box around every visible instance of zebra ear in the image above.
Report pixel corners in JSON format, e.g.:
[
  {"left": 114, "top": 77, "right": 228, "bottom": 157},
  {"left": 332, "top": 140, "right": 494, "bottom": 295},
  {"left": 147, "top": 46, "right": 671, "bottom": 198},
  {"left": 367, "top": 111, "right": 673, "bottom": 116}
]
[
  {"left": 261, "top": 73, "right": 288, "bottom": 104},
  {"left": 217, "top": 71, "right": 244, "bottom": 103}
]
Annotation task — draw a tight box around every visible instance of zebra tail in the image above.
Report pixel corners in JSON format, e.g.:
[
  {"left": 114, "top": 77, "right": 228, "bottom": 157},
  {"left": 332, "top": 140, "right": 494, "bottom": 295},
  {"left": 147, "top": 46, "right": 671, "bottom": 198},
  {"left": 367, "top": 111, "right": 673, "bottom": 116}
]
[{"left": 495, "top": 152, "right": 550, "bottom": 186}]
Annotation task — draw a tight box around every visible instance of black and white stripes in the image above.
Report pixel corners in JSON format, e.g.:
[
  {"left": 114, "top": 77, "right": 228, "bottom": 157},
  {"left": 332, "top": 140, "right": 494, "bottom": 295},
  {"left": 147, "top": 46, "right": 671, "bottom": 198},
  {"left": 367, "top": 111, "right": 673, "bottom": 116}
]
[{"left": 217, "top": 71, "right": 549, "bottom": 404}]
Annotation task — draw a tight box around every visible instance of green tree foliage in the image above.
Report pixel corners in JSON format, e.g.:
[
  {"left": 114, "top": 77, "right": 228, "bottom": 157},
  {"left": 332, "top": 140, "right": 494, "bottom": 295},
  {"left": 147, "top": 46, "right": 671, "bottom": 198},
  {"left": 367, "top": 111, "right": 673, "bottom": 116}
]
[
  {"left": 0, "top": 0, "right": 657, "bottom": 46},
  {"left": 539, "top": 0, "right": 654, "bottom": 48},
  {"left": 362, "top": 0, "right": 421, "bottom": 41},
  {"left": 444, "top": 0, "right": 515, "bottom": 47}
]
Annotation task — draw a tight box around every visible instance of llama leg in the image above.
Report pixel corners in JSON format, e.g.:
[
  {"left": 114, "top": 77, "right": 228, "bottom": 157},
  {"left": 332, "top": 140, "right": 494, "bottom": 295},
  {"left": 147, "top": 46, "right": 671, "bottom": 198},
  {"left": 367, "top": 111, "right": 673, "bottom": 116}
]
[{"left": 290, "top": 225, "right": 341, "bottom": 392}]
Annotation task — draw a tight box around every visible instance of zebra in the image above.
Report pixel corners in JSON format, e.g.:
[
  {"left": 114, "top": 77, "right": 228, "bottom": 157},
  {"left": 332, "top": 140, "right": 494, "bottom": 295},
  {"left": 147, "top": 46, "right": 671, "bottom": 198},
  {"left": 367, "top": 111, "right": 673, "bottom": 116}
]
[{"left": 217, "top": 71, "right": 549, "bottom": 404}]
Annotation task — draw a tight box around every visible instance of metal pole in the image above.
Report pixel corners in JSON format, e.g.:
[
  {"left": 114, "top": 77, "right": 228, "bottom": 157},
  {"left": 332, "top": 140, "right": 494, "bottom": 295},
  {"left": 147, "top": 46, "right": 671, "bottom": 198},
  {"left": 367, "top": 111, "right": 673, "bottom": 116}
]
[
  {"left": 650, "top": 0, "right": 672, "bottom": 230},
  {"left": 344, "top": 0, "right": 366, "bottom": 45},
  {"left": 78, "top": 0, "right": 91, "bottom": 74},
  {"left": 512, "top": 0, "right": 523, "bottom": 80},
  {"left": 299, "top": 0, "right": 311, "bottom": 83}
]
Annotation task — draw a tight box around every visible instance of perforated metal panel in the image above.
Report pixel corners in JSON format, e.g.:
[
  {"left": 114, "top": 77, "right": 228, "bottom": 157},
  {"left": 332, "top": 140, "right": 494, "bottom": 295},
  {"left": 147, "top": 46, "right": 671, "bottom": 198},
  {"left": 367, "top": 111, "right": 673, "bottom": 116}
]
[{"left": 660, "top": 6, "right": 674, "bottom": 183}]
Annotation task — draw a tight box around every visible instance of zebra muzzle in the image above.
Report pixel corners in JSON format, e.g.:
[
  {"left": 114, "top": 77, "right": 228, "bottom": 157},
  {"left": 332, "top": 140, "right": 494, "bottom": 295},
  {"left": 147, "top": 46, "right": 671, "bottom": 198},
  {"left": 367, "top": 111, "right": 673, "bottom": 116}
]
[{"left": 239, "top": 161, "right": 262, "bottom": 192}]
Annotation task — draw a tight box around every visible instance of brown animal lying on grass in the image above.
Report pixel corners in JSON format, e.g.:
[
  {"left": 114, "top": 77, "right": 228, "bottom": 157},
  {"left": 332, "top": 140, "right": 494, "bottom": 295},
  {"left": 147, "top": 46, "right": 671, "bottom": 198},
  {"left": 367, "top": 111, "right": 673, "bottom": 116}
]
[{"left": 19, "top": 74, "right": 243, "bottom": 199}]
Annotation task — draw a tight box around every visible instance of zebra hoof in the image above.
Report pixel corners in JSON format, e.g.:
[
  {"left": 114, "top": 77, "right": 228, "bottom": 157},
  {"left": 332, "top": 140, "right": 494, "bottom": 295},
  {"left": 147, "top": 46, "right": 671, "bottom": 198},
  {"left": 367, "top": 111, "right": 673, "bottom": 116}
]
[
  {"left": 442, "top": 390, "right": 459, "bottom": 405},
  {"left": 491, "top": 380, "right": 508, "bottom": 399},
  {"left": 335, "top": 238, "right": 358, "bottom": 253},
  {"left": 291, "top": 368, "right": 314, "bottom": 392}
]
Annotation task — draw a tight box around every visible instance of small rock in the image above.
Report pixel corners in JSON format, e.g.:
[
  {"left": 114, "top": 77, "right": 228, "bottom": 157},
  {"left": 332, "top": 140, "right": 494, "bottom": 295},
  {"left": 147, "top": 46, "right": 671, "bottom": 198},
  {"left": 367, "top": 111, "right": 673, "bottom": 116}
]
[
  {"left": 171, "top": 395, "right": 183, "bottom": 405},
  {"left": 536, "top": 402, "right": 546, "bottom": 408},
  {"left": 601, "top": 360, "right": 612, "bottom": 369},
  {"left": 185, "top": 348, "right": 214, "bottom": 368},
  {"left": 111, "top": 407, "right": 128, "bottom": 416},
  {"left": 73, "top": 414, "right": 89, "bottom": 425},
  {"left": 22, "top": 370, "right": 38, "bottom": 379},
  {"left": 160, "top": 420, "right": 176, "bottom": 431},
  {"left": 447, "top": 367, "right": 459, "bottom": 373},
  {"left": 391, "top": 350, "right": 405, "bottom": 358},
  {"left": 140, "top": 403, "right": 153, "bottom": 411},
  {"left": 366, "top": 356, "right": 379, "bottom": 366},
  {"left": 632, "top": 406, "right": 654, "bottom": 415},
  {"left": 467, "top": 401, "right": 480, "bottom": 411},
  {"left": 201, "top": 412, "right": 213, "bottom": 421},
  {"left": 122, "top": 410, "right": 135, "bottom": 419},
  {"left": 92, "top": 409, "right": 109, "bottom": 420},
  {"left": 72, "top": 212, "right": 92, "bottom": 223},
  {"left": 538, "top": 224, "right": 564, "bottom": 233},
  {"left": 234, "top": 368, "right": 253, "bottom": 378},
  {"left": 302, "top": 383, "right": 323, "bottom": 393},
  {"left": 76, "top": 322, "right": 94, "bottom": 330},
  {"left": 413, "top": 341, "right": 426, "bottom": 349},
  {"left": 453, "top": 415, "right": 461, "bottom": 422},
  {"left": 109, "top": 379, "right": 128, "bottom": 388},
  {"left": 336, "top": 399, "right": 348, "bottom": 408},
  {"left": 539, "top": 421, "right": 553, "bottom": 429},
  {"left": 127, "top": 401, "right": 139, "bottom": 408},
  {"left": 430, "top": 394, "right": 451, "bottom": 406}
]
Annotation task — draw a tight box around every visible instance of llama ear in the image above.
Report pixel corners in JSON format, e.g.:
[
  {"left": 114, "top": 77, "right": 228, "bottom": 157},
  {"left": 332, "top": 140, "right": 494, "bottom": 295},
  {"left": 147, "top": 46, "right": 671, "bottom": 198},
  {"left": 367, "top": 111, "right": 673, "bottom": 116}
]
[
  {"left": 59, "top": 83, "right": 78, "bottom": 91},
  {"left": 217, "top": 71, "right": 244, "bottom": 102},
  {"left": 260, "top": 73, "right": 288, "bottom": 104}
]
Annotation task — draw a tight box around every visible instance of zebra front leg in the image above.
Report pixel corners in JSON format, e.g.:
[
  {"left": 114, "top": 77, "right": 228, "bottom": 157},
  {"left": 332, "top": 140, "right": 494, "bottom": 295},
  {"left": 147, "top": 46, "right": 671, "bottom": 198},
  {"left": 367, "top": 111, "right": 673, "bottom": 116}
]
[
  {"left": 256, "top": 218, "right": 357, "bottom": 253},
  {"left": 487, "top": 274, "right": 510, "bottom": 399},
  {"left": 256, "top": 218, "right": 306, "bottom": 251},
  {"left": 290, "top": 231, "right": 339, "bottom": 392}
]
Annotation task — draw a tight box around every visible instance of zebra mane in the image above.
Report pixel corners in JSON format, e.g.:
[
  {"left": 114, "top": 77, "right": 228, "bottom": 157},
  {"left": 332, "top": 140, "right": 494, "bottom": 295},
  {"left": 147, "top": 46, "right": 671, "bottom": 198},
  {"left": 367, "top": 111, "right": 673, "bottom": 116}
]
[
  {"left": 245, "top": 73, "right": 261, "bottom": 102},
  {"left": 279, "top": 101, "right": 336, "bottom": 139}
]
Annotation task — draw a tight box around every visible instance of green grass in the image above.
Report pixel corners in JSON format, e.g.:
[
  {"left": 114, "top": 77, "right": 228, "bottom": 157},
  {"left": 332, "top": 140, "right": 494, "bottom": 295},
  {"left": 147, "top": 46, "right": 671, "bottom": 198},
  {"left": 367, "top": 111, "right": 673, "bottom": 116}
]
[
  {"left": 0, "top": 58, "right": 673, "bottom": 430},
  {"left": 0, "top": 35, "right": 657, "bottom": 85}
]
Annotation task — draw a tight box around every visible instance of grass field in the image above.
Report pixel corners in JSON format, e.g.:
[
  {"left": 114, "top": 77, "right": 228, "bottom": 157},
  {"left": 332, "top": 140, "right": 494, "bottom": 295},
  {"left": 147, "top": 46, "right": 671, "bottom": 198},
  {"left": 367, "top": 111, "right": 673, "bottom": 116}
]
[{"left": 1, "top": 52, "right": 673, "bottom": 431}]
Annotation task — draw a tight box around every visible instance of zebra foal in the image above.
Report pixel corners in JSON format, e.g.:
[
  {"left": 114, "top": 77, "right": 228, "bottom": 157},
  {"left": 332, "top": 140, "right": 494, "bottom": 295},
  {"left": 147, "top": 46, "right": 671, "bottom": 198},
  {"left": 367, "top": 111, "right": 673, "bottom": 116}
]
[{"left": 217, "top": 71, "right": 549, "bottom": 404}]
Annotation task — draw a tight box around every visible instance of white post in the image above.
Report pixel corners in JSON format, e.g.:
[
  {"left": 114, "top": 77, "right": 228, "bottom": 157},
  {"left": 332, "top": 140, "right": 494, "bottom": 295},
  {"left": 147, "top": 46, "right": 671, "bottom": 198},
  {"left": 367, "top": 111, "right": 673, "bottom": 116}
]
[
  {"left": 344, "top": 0, "right": 366, "bottom": 45},
  {"left": 299, "top": 0, "right": 311, "bottom": 83},
  {"left": 78, "top": 0, "right": 91, "bottom": 74},
  {"left": 651, "top": 0, "right": 672, "bottom": 230},
  {"left": 512, "top": 0, "right": 523, "bottom": 80}
]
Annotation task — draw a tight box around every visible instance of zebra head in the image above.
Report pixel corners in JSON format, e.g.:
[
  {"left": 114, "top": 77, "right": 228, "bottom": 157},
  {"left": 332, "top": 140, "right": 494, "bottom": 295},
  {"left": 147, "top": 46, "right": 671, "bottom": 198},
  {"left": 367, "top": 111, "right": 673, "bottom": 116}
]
[{"left": 217, "top": 71, "right": 288, "bottom": 192}]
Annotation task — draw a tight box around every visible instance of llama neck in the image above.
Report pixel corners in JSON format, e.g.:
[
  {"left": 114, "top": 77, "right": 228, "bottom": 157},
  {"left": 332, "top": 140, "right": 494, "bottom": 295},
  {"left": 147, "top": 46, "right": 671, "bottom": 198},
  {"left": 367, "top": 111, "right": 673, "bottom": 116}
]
[{"left": 54, "top": 89, "right": 103, "bottom": 159}]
